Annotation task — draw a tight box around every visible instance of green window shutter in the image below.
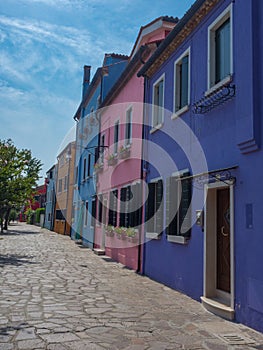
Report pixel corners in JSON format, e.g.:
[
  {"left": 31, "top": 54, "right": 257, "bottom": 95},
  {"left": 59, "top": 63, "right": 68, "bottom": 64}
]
[
  {"left": 119, "top": 188, "right": 126, "bottom": 227},
  {"left": 180, "top": 55, "right": 189, "bottom": 108},
  {"left": 179, "top": 173, "right": 192, "bottom": 238},
  {"left": 166, "top": 176, "right": 178, "bottom": 235},
  {"left": 156, "top": 180, "right": 163, "bottom": 234},
  {"left": 146, "top": 182, "right": 155, "bottom": 232},
  {"left": 125, "top": 185, "right": 131, "bottom": 228}
]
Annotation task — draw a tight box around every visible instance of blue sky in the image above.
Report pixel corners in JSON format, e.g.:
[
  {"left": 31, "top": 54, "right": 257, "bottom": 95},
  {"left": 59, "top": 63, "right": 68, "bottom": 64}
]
[{"left": 0, "top": 0, "right": 195, "bottom": 182}]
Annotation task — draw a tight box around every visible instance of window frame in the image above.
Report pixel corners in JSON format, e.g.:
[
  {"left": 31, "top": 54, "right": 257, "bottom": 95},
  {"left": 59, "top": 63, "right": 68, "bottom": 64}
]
[
  {"left": 58, "top": 178, "right": 63, "bottom": 193},
  {"left": 125, "top": 107, "right": 132, "bottom": 146},
  {"left": 151, "top": 73, "right": 165, "bottom": 132},
  {"left": 173, "top": 47, "right": 191, "bottom": 118},
  {"left": 166, "top": 169, "right": 191, "bottom": 245},
  {"left": 113, "top": 120, "right": 119, "bottom": 154},
  {"left": 145, "top": 177, "right": 163, "bottom": 239},
  {"left": 207, "top": 4, "right": 233, "bottom": 93},
  {"left": 84, "top": 200, "right": 88, "bottom": 227}
]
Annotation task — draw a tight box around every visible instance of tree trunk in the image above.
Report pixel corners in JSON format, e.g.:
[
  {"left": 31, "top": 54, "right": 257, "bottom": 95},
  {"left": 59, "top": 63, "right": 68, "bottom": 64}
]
[{"left": 4, "top": 207, "right": 11, "bottom": 230}]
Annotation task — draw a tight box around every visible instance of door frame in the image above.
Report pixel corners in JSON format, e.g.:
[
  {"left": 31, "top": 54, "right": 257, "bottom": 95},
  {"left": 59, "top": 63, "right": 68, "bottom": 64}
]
[{"left": 202, "top": 181, "right": 235, "bottom": 319}]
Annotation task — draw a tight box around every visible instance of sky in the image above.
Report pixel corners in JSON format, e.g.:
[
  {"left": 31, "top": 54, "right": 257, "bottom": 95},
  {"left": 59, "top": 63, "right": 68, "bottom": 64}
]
[{"left": 0, "top": 0, "right": 195, "bottom": 183}]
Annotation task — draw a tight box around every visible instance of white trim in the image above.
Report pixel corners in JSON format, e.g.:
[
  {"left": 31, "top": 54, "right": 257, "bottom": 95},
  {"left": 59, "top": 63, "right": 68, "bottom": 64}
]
[
  {"left": 171, "top": 168, "right": 189, "bottom": 178},
  {"left": 202, "top": 181, "right": 235, "bottom": 320},
  {"left": 167, "top": 235, "right": 188, "bottom": 245},
  {"left": 207, "top": 4, "right": 233, "bottom": 89},
  {"left": 146, "top": 232, "right": 161, "bottom": 240},
  {"left": 152, "top": 73, "right": 165, "bottom": 129},
  {"left": 150, "top": 123, "right": 164, "bottom": 134},
  {"left": 171, "top": 105, "right": 189, "bottom": 120},
  {"left": 125, "top": 106, "right": 133, "bottom": 146},
  {"left": 173, "top": 47, "right": 191, "bottom": 113},
  {"left": 205, "top": 74, "right": 232, "bottom": 97},
  {"left": 149, "top": 176, "right": 162, "bottom": 183}
]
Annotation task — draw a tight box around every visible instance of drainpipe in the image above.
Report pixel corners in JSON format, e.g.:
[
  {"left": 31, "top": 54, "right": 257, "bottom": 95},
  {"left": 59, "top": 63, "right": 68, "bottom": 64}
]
[{"left": 137, "top": 73, "right": 149, "bottom": 275}]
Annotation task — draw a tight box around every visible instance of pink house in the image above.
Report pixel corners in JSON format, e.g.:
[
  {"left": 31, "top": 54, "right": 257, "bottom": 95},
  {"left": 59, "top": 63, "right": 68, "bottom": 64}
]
[{"left": 94, "top": 17, "right": 178, "bottom": 271}]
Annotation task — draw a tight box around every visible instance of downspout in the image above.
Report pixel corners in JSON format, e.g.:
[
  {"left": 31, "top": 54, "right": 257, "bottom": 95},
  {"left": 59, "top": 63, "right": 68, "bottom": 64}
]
[{"left": 137, "top": 72, "right": 149, "bottom": 275}]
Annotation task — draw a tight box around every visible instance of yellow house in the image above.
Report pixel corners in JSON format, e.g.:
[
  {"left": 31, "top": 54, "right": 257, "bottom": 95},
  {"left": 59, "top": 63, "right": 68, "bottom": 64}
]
[{"left": 54, "top": 141, "right": 76, "bottom": 235}]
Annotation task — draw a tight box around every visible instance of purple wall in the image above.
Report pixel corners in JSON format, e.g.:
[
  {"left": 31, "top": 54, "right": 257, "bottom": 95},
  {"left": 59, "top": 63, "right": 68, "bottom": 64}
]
[{"left": 143, "top": 0, "right": 263, "bottom": 332}]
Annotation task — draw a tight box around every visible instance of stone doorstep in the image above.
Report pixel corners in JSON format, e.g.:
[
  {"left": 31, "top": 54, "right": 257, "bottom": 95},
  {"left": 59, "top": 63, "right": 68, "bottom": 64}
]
[{"left": 93, "top": 249, "right": 105, "bottom": 256}]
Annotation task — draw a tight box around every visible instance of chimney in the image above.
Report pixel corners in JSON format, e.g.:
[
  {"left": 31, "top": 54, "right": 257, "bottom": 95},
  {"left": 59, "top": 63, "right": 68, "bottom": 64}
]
[{"left": 82, "top": 65, "right": 91, "bottom": 98}]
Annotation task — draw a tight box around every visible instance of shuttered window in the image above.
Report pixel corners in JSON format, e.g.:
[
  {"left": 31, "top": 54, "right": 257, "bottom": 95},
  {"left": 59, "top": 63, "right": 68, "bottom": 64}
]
[
  {"left": 108, "top": 189, "right": 118, "bottom": 226},
  {"left": 166, "top": 172, "right": 191, "bottom": 238},
  {"left": 152, "top": 75, "right": 164, "bottom": 128},
  {"left": 91, "top": 197, "right": 96, "bottom": 227},
  {"left": 146, "top": 180, "right": 163, "bottom": 234},
  {"left": 175, "top": 50, "right": 190, "bottom": 112}
]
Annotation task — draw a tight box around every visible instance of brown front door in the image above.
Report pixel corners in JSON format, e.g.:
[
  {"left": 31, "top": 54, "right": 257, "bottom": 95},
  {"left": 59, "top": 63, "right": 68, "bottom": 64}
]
[{"left": 217, "top": 188, "right": 230, "bottom": 293}]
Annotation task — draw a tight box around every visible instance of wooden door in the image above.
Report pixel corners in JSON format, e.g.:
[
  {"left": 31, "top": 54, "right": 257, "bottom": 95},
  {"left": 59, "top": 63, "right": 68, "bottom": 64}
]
[{"left": 217, "top": 188, "right": 230, "bottom": 293}]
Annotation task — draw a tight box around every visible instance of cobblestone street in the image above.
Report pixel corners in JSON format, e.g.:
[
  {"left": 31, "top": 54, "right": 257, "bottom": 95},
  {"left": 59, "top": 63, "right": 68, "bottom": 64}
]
[{"left": 0, "top": 223, "right": 262, "bottom": 350}]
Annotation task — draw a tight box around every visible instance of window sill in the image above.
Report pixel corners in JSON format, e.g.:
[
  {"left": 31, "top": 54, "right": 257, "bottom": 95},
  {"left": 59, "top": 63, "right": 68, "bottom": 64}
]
[
  {"left": 205, "top": 75, "right": 233, "bottom": 97},
  {"left": 167, "top": 235, "right": 189, "bottom": 245},
  {"left": 172, "top": 105, "right": 189, "bottom": 120},
  {"left": 146, "top": 232, "right": 161, "bottom": 240},
  {"left": 150, "top": 123, "right": 164, "bottom": 134}
]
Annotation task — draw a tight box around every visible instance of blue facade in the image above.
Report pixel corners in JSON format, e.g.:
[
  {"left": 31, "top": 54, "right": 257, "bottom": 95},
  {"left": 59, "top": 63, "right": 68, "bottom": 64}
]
[
  {"left": 140, "top": 0, "right": 263, "bottom": 332},
  {"left": 72, "top": 55, "right": 128, "bottom": 248},
  {"left": 44, "top": 165, "right": 57, "bottom": 231}
]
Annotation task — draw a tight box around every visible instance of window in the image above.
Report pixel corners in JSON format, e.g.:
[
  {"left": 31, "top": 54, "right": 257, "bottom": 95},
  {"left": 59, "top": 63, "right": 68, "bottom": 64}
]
[
  {"left": 64, "top": 175, "right": 68, "bottom": 191},
  {"left": 83, "top": 158, "right": 86, "bottom": 180},
  {"left": 146, "top": 179, "right": 163, "bottom": 234},
  {"left": 208, "top": 5, "right": 232, "bottom": 89},
  {"left": 120, "top": 186, "right": 131, "bottom": 228},
  {"left": 58, "top": 179, "right": 62, "bottom": 193},
  {"left": 97, "top": 194, "right": 103, "bottom": 225},
  {"left": 114, "top": 121, "right": 119, "bottom": 154},
  {"left": 108, "top": 189, "right": 118, "bottom": 227},
  {"left": 84, "top": 201, "right": 88, "bottom": 226},
  {"left": 174, "top": 48, "right": 190, "bottom": 113},
  {"left": 91, "top": 198, "right": 96, "bottom": 227},
  {"left": 100, "top": 134, "right": 105, "bottom": 163},
  {"left": 125, "top": 108, "right": 132, "bottom": 145},
  {"left": 74, "top": 166, "right": 78, "bottom": 184},
  {"left": 152, "top": 75, "right": 165, "bottom": 128},
  {"left": 56, "top": 209, "right": 65, "bottom": 220},
  {"left": 120, "top": 183, "right": 142, "bottom": 228},
  {"left": 166, "top": 171, "right": 191, "bottom": 242},
  {"left": 87, "top": 154, "right": 91, "bottom": 177},
  {"left": 48, "top": 213, "right": 51, "bottom": 221}
]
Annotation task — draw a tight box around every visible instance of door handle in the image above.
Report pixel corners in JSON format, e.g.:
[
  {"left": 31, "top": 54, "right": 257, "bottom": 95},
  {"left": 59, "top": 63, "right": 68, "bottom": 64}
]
[{"left": 221, "top": 226, "right": 229, "bottom": 237}]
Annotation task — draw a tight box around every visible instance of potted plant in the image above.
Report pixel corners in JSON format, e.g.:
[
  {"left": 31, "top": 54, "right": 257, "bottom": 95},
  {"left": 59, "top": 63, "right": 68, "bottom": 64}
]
[
  {"left": 118, "top": 145, "right": 130, "bottom": 159},
  {"left": 107, "top": 153, "right": 117, "bottom": 166},
  {"left": 115, "top": 226, "right": 127, "bottom": 240},
  {"left": 94, "top": 161, "right": 103, "bottom": 173},
  {"left": 105, "top": 225, "right": 115, "bottom": 237},
  {"left": 126, "top": 227, "right": 138, "bottom": 243}
]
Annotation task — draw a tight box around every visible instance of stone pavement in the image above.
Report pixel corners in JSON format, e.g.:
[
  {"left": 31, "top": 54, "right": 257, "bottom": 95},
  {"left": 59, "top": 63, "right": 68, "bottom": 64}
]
[{"left": 0, "top": 223, "right": 262, "bottom": 350}]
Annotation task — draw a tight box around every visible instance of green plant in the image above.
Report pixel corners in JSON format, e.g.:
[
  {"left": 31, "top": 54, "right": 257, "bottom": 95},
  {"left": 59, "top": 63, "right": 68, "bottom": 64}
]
[
  {"left": 35, "top": 208, "right": 45, "bottom": 223},
  {"left": 115, "top": 226, "right": 126, "bottom": 235},
  {"left": 126, "top": 227, "right": 137, "bottom": 238},
  {"left": 94, "top": 162, "right": 103, "bottom": 170},
  {"left": 106, "top": 225, "right": 114, "bottom": 233},
  {"left": 9, "top": 209, "right": 18, "bottom": 222},
  {"left": 25, "top": 208, "right": 35, "bottom": 224},
  {"left": 107, "top": 153, "right": 117, "bottom": 160}
]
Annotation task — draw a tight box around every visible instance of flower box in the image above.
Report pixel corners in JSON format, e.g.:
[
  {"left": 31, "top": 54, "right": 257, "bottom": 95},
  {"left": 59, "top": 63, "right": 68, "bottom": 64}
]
[
  {"left": 107, "top": 156, "right": 117, "bottom": 166},
  {"left": 118, "top": 146, "right": 130, "bottom": 160}
]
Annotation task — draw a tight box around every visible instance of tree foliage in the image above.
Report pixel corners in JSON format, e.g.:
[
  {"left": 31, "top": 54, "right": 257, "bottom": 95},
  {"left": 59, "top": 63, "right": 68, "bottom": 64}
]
[{"left": 0, "top": 139, "right": 42, "bottom": 232}]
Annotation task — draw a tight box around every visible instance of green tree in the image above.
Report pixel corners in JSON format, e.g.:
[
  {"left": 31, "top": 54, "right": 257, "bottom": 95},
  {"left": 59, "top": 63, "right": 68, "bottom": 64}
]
[{"left": 0, "top": 139, "right": 42, "bottom": 232}]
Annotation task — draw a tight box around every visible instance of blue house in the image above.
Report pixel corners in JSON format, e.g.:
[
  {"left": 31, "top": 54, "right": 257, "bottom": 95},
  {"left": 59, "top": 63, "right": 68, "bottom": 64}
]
[
  {"left": 44, "top": 164, "right": 57, "bottom": 231},
  {"left": 138, "top": 0, "right": 263, "bottom": 332},
  {"left": 72, "top": 54, "right": 129, "bottom": 248}
]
